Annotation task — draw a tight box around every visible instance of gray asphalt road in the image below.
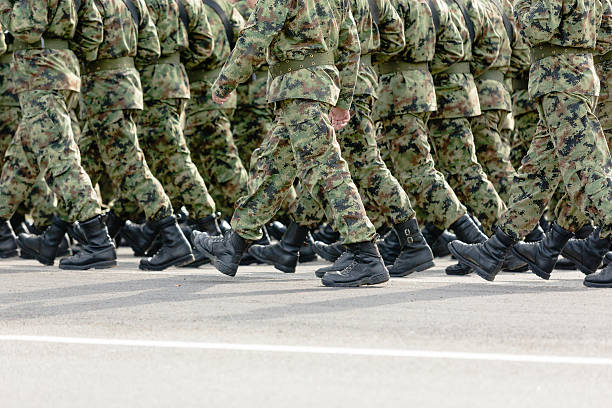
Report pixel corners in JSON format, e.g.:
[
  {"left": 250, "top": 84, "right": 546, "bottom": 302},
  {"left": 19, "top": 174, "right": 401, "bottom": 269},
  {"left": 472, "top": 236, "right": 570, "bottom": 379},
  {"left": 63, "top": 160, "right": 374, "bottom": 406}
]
[{"left": 1, "top": 248, "right": 612, "bottom": 408}]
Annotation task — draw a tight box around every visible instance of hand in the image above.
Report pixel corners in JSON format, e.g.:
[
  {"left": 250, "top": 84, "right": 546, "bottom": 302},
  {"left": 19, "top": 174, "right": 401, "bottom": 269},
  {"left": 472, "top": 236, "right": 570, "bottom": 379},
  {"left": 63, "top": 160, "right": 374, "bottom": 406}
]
[
  {"left": 329, "top": 107, "right": 350, "bottom": 130},
  {"left": 213, "top": 93, "right": 231, "bottom": 105}
]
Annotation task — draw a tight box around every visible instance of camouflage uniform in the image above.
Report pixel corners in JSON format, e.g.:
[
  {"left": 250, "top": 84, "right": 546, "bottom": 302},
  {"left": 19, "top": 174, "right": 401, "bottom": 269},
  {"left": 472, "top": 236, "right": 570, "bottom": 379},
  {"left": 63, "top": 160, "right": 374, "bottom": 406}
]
[
  {"left": 0, "top": 0, "right": 102, "bottom": 223},
  {"left": 213, "top": 0, "right": 377, "bottom": 244},
  {"left": 183, "top": 0, "right": 248, "bottom": 217},
  {"left": 136, "top": 0, "right": 217, "bottom": 220},
  {"left": 469, "top": 0, "right": 518, "bottom": 203},
  {"left": 79, "top": 0, "right": 173, "bottom": 222},
  {"left": 427, "top": 0, "right": 506, "bottom": 235},
  {"left": 498, "top": 0, "right": 612, "bottom": 239}
]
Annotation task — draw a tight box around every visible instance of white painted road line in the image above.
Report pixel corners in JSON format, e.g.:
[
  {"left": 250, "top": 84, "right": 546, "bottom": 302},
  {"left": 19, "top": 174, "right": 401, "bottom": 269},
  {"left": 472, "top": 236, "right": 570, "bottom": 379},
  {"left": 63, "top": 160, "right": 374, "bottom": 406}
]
[{"left": 1, "top": 335, "right": 611, "bottom": 366}]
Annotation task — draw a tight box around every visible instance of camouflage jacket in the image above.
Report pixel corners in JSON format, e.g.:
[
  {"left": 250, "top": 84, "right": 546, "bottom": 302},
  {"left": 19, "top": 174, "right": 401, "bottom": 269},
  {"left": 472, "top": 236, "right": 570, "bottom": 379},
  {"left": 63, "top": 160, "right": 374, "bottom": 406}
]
[
  {"left": 212, "top": 0, "right": 361, "bottom": 110},
  {"left": 515, "top": 0, "right": 602, "bottom": 99},
  {"left": 0, "top": 0, "right": 103, "bottom": 93},
  {"left": 506, "top": 0, "right": 534, "bottom": 116},
  {"left": 376, "top": 0, "right": 436, "bottom": 118},
  {"left": 82, "top": 0, "right": 160, "bottom": 115},
  {"left": 141, "top": 0, "right": 214, "bottom": 101},
  {"left": 355, "top": 0, "right": 404, "bottom": 98},
  {"left": 232, "top": 0, "right": 268, "bottom": 108},
  {"left": 431, "top": 0, "right": 480, "bottom": 119},
  {"left": 596, "top": 0, "right": 612, "bottom": 126},
  {"left": 189, "top": 0, "right": 244, "bottom": 110}
]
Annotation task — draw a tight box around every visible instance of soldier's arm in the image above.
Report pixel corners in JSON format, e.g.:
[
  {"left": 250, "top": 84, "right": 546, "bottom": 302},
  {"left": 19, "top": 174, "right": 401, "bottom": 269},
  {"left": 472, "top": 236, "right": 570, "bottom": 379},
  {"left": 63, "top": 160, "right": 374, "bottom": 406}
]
[
  {"left": 335, "top": 3, "right": 361, "bottom": 111},
  {"left": 377, "top": 0, "right": 405, "bottom": 56},
  {"left": 514, "top": 0, "right": 562, "bottom": 45},
  {"left": 7, "top": 0, "right": 49, "bottom": 43},
  {"left": 71, "top": 0, "right": 103, "bottom": 62},
  {"left": 230, "top": 6, "right": 246, "bottom": 42},
  {"left": 212, "top": 0, "right": 289, "bottom": 99},
  {"left": 182, "top": 5, "right": 215, "bottom": 69},
  {"left": 135, "top": 0, "right": 161, "bottom": 67}
]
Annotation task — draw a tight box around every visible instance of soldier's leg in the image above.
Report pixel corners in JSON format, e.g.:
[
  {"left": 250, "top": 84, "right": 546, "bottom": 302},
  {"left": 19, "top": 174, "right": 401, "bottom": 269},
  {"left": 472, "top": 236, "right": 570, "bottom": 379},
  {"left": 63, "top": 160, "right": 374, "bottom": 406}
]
[
  {"left": 511, "top": 111, "right": 539, "bottom": 169},
  {"left": 138, "top": 99, "right": 216, "bottom": 220},
  {"left": 429, "top": 117, "right": 506, "bottom": 235},
  {"left": 233, "top": 105, "right": 273, "bottom": 170},
  {"left": 471, "top": 109, "right": 518, "bottom": 203}
]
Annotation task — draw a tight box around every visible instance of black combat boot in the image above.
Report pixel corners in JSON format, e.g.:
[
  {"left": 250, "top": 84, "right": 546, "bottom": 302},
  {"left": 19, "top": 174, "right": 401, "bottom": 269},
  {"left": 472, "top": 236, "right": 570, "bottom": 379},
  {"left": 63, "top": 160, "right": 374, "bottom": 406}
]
[
  {"left": 555, "top": 224, "right": 594, "bottom": 270},
  {"left": 266, "top": 221, "right": 287, "bottom": 241},
  {"left": 192, "top": 229, "right": 249, "bottom": 277},
  {"left": 311, "top": 224, "right": 340, "bottom": 245},
  {"left": 524, "top": 224, "right": 545, "bottom": 243},
  {"left": 561, "top": 229, "right": 610, "bottom": 275},
  {"left": 312, "top": 241, "right": 345, "bottom": 262},
  {"left": 298, "top": 242, "right": 317, "bottom": 263},
  {"left": 584, "top": 262, "right": 612, "bottom": 287},
  {"left": 0, "top": 219, "right": 18, "bottom": 258},
  {"left": 450, "top": 214, "right": 488, "bottom": 244},
  {"left": 240, "top": 230, "right": 269, "bottom": 265},
  {"left": 378, "top": 230, "right": 402, "bottom": 266},
  {"left": 511, "top": 223, "right": 573, "bottom": 280},
  {"left": 321, "top": 241, "right": 390, "bottom": 287},
  {"left": 448, "top": 227, "right": 517, "bottom": 281},
  {"left": 59, "top": 215, "right": 117, "bottom": 270},
  {"left": 17, "top": 216, "right": 70, "bottom": 265},
  {"left": 179, "top": 215, "right": 221, "bottom": 268},
  {"left": 121, "top": 220, "right": 159, "bottom": 256},
  {"left": 431, "top": 230, "right": 456, "bottom": 257},
  {"left": 388, "top": 218, "right": 435, "bottom": 277},
  {"left": 105, "top": 210, "right": 125, "bottom": 241},
  {"left": 10, "top": 213, "right": 29, "bottom": 236},
  {"left": 139, "top": 216, "right": 194, "bottom": 271},
  {"left": 315, "top": 251, "right": 354, "bottom": 278},
  {"left": 248, "top": 222, "right": 309, "bottom": 273}
]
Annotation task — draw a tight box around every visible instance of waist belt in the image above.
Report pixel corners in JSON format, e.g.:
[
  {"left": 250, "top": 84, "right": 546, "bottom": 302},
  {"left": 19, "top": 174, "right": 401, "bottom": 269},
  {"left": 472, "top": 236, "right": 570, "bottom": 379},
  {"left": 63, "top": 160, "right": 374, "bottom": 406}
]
[
  {"left": 360, "top": 54, "right": 372, "bottom": 68},
  {"left": 531, "top": 44, "right": 594, "bottom": 62},
  {"left": 378, "top": 61, "right": 428, "bottom": 75},
  {"left": 595, "top": 50, "right": 612, "bottom": 64},
  {"left": 269, "top": 51, "right": 335, "bottom": 79},
  {"left": 477, "top": 69, "right": 505, "bottom": 83},
  {"left": 512, "top": 77, "right": 529, "bottom": 91},
  {"left": 187, "top": 67, "right": 222, "bottom": 84},
  {"left": 0, "top": 53, "right": 12, "bottom": 64},
  {"left": 157, "top": 52, "right": 181, "bottom": 65},
  {"left": 441, "top": 61, "right": 470, "bottom": 75},
  {"left": 86, "top": 56, "right": 135, "bottom": 74},
  {"left": 13, "top": 38, "right": 69, "bottom": 51}
]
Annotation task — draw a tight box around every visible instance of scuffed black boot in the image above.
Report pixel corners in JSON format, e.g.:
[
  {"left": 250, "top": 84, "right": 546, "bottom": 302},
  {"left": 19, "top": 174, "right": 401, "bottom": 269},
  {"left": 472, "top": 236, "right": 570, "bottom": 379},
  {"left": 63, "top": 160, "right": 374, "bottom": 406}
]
[
  {"left": 312, "top": 241, "right": 345, "bottom": 262},
  {"left": 561, "top": 228, "right": 610, "bottom": 275},
  {"left": 180, "top": 215, "right": 220, "bottom": 268},
  {"left": 139, "top": 216, "right": 194, "bottom": 271},
  {"left": 321, "top": 241, "right": 390, "bottom": 287},
  {"left": 448, "top": 227, "right": 516, "bottom": 281},
  {"left": 193, "top": 229, "right": 249, "bottom": 277},
  {"left": 315, "top": 251, "right": 354, "bottom": 278},
  {"left": 584, "top": 262, "right": 612, "bottom": 288},
  {"left": 450, "top": 214, "right": 488, "bottom": 244},
  {"left": 389, "top": 218, "right": 435, "bottom": 277},
  {"left": 511, "top": 223, "right": 573, "bottom": 280},
  {"left": 18, "top": 216, "right": 69, "bottom": 265},
  {"left": 0, "top": 219, "right": 18, "bottom": 258},
  {"left": 121, "top": 220, "right": 158, "bottom": 256},
  {"left": 59, "top": 215, "right": 117, "bottom": 270},
  {"left": 249, "top": 222, "right": 308, "bottom": 273}
]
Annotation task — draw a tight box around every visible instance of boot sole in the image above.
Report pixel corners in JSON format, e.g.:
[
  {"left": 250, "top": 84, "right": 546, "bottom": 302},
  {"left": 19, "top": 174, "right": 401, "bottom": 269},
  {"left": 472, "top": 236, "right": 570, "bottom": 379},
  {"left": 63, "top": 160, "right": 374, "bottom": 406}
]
[
  {"left": 583, "top": 280, "right": 612, "bottom": 288},
  {"left": 17, "top": 245, "right": 53, "bottom": 266},
  {"left": 389, "top": 260, "right": 435, "bottom": 277},
  {"left": 59, "top": 260, "right": 117, "bottom": 270},
  {"left": 199, "top": 247, "right": 238, "bottom": 277},
  {"left": 560, "top": 252, "right": 597, "bottom": 275},
  {"left": 322, "top": 272, "right": 390, "bottom": 287},
  {"left": 249, "top": 250, "right": 296, "bottom": 274},
  {"left": 510, "top": 247, "right": 550, "bottom": 280},
  {"left": 139, "top": 254, "right": 195, "bottom": 271},
  {"left": 448, "top": 243, "right": 496, "bottom": 282}
]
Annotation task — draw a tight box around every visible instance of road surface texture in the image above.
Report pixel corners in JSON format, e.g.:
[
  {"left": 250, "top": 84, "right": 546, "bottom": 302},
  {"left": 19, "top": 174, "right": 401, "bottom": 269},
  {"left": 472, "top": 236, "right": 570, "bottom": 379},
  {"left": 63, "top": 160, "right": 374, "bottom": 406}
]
[{"left": 1, "top": 247, "right": 611, "bottom": 407}]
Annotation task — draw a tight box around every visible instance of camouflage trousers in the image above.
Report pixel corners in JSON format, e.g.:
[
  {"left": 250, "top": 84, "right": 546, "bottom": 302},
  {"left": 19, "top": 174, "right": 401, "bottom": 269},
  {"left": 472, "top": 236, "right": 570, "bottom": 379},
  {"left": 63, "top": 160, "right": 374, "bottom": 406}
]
[
  {"left": 79, "top": 109, "right": 172, "bottom": 222},
  {"left": 290, "top": 95, "right": 415, "bottom": 229},
  {"left": 500, "top": 92, "right": 612, "bottom": 239},
  {"left": 377, "top": 112, "right": 466, "bottom": 231},
  {"left": 428, "top": 117, "right": 506, "bottom": 235},
  {"left": 471, "top": 109, "right": 518, "bottom": 203},
  {"left": 0, "top": 90, "right": 100, "bottom": 223},
  {"left": 232, "top": 99, "right": 376, "bottom": 244},
  {"left": 137, "top": 99, "right": 216, "bottom": 220},
  {"left": 510, "top": 110, "right": 539, "bottom": 169},
  {"left": 184, "top": 107, "right": 248, "bottom": 218}
]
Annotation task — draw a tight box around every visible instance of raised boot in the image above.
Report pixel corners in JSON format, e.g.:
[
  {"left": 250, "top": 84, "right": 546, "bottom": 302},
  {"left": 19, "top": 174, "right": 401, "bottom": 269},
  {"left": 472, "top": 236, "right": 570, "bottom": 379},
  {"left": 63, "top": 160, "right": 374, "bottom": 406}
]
[
  {"left": 450, "top": 214, "right": 488, "bottom": 244},
  {"left": 555, "top": 224, "right": 594, "bottom": 270},
  {"left": 388, "top": 218, "right": 435, "bottom": 277},
  {"left": 524, "top": 224, "right": 545, "bottom": 243},
  {"left": 561, "top": 229, "right": 610, "bottom": 275},
  {"left": 249, "top": 222, "right": 308, "bottom": 273},
  {"left": 321, "top": 241, "right": 390, "bottom": 287},
  {"left": 192, "top": 229, "right": 249, "bottom": 277},
  {"left": 266, "top": 221, "right": 287, "bottom": 241},
  {"left": 17, "top": 216, "right": 69, "bottom": 265},
  {"left": 584, "top": 262, "right": 612, "bottom": 288},
  {"left": 448, "top": 227, "right": 516, "bottom": 281},
  {"left": 0, "top": 220, "right": 18, "bottom": 258},
  {"left": 59, "top": 215, "right": 117, "bottom": 270},
  {"left": 312, "top": 241, "right": 345, "bottom": 262},
  {"left": 180, "top": 215, "right": 221, "bottom": 268},
  {"left": 139, "top": 216, "right": 194, "bottom": 271},
  {"left": 511, "top": 223, "right": 573, "bottom": 280},
  {"left": 121, "top": 220, "right": 158, "bottom": 256}
]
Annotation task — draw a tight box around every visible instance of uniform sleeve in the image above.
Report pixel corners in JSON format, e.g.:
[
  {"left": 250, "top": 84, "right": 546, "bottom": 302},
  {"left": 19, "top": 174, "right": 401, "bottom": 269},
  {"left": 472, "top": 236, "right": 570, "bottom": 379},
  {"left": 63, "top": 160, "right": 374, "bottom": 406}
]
[
  {"left": 212, "top": 0, "right": 289, "bottom": 99},
  {"left": 183, "top": 5, "right": 214, "bottom": 69},
  {"left": 135, "top": 0, "right": 161, "bottom": 67},
  {"left": 514, "top": 0, "right": 562, "bottom": 45},
  {"left": 597, "top": 0, "right": 612, "bottom": 54},
  {"left": 71, "top": 0, "right": 103, "bottom": 62},
  {"left": 335, "top": 4, "right": 361, "bottom": 110},
  {"left": 230, "top": 6, "right": 246, "bottom": 41},
  {"left": 8, "top": 0, "right": 48, "bottom": 43},
  {"left": 377, "top": 0, "right": 405, "bottom": 55}
]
